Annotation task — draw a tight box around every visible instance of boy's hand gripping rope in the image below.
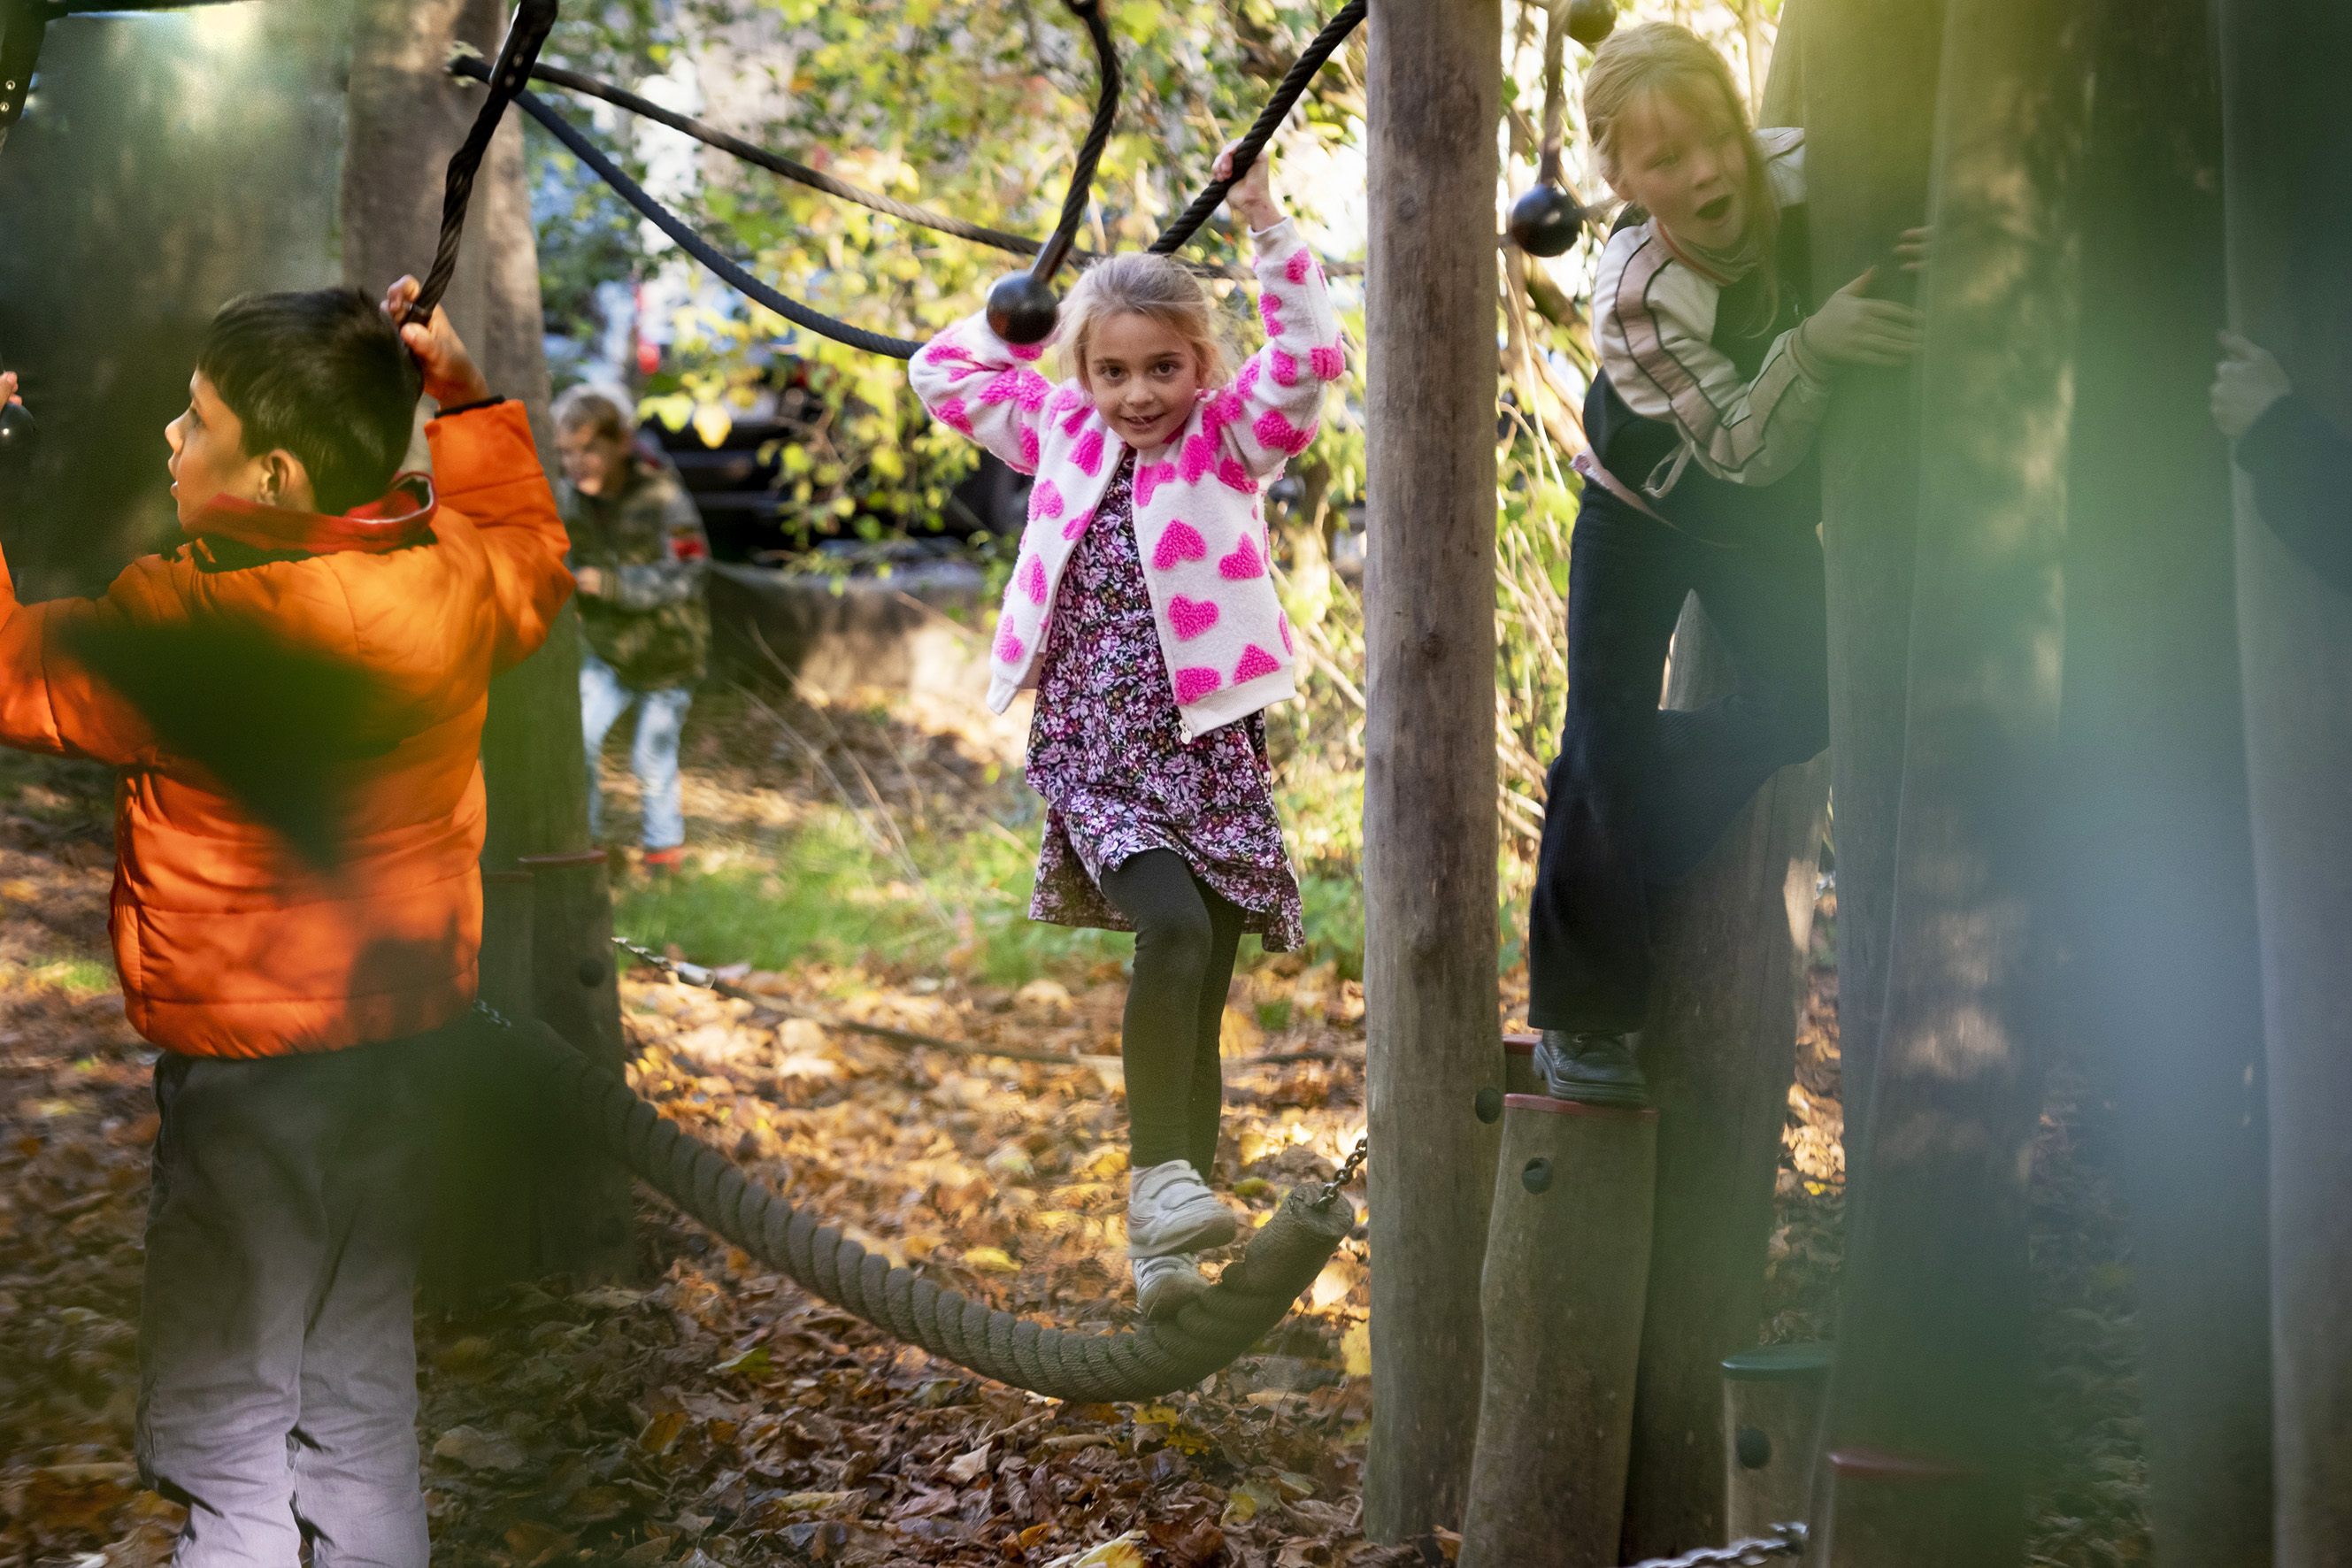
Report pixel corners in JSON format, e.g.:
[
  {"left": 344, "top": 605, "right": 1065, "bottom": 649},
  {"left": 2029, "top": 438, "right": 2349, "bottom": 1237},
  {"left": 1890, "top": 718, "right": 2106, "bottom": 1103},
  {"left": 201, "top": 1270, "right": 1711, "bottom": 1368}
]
[
  {"left": 408, "top": 0, "right": 560, "bottom": 328},
  {"left": 466, "top": 999, "right": 1355, "bottom": 1401},
  {"left": 983, "top": 0, "right": 1120, "bottom": 345}
]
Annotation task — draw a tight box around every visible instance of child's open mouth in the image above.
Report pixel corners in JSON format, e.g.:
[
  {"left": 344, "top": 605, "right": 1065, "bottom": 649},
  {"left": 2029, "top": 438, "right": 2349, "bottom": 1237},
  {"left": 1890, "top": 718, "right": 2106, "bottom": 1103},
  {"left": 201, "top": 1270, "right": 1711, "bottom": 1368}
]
[{"left": 1696, "top": 195, "right": 1733, "bottom": 224}]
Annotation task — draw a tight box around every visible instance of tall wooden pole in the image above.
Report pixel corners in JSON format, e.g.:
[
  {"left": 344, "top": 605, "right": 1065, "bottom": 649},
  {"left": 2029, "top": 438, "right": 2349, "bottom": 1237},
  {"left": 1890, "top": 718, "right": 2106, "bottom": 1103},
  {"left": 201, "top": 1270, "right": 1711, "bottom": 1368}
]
[
  {"left": 2217, "top": 1, "right": 2352, "bottom": 1556},
  {"left": 1361, "top": 0, "right": 1503, "bottom": 1540},
  {"left": 1798, "top": 0, "right": 1938, "bottom": 1178},
  {"left": 343, "top": 0, "right": 631, "bottom": 1285},
  {"left": 2058, "top": 0, "right": 2273, "bottom": 1559},
  {"left": 1818, "top": 0, "right": 2083, "bottom": 1558},
  {"left": 1619, "top": 600, "right": 1828, "bottom": 1559}
]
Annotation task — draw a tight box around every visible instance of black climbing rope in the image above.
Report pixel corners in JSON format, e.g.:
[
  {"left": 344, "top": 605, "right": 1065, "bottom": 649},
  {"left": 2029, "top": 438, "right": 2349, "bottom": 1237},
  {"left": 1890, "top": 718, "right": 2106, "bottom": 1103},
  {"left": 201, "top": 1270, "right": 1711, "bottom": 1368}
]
[
  {"left": 455, "top": 0, "right": 1369, "bottom": 360},
  {"left": 477, "top": 1003, "right": 1356, "bottom": 1401},
  {"left": 1149, "top": 0, "right": 1364, "bottom": 257},
  {"left": 1506, "top": 0, "right": 1588, "bottom": 257},
  {"left": 410, "top": 0, "right": 561, "bottom": 327},
  {"left": 983, "top": 0, "right": 1120, "bottom": 343}
]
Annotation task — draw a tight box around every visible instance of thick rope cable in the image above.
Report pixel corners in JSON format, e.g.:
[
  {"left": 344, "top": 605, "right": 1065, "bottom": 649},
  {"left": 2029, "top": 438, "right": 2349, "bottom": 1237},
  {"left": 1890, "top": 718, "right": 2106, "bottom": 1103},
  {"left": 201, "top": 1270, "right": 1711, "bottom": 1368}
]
[
  {"left": 411, "top": 1, "right": 559, "bottom": 327},
  {"left": 1149, "top": 0, "right": 1365, "bottom": 256},
  {"left": 1034, "top": 0, "right": 1120, "bottom": 285},
  {"left": 491, "top": 1011, "right": 1355, "bottom": 1400}
]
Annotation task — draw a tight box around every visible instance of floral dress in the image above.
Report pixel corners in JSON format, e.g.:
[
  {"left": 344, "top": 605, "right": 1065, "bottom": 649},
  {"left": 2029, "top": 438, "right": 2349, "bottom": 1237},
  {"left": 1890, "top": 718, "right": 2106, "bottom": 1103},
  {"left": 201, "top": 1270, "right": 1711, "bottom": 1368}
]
[{"left": 1025, "top": 451, "right": 1306, "bottom": 950}]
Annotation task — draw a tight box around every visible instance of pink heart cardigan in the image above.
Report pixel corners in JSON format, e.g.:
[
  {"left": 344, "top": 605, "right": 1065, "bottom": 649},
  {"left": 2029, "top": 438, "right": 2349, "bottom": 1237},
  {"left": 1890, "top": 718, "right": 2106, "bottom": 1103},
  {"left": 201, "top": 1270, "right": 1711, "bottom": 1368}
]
[{"left": 909, "top": 217, "right": 1348, "bottom": 742}]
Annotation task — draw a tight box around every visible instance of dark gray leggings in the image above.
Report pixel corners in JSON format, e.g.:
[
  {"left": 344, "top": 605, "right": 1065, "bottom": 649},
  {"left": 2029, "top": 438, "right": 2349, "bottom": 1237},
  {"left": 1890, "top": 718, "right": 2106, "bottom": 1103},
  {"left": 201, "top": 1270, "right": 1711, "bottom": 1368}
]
[{"left": 1097, "top": 849, "right": 1244, "bottom": 1175}]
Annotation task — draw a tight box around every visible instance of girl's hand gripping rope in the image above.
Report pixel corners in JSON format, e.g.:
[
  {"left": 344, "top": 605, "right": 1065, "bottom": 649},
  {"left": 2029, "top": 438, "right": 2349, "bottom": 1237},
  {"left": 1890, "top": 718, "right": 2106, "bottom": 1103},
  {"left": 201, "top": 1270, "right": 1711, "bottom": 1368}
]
[
  {"left": 381, "top": 274, "right": 492, "bottom": 408},
  {"left": 1215, "top": 138, "right": 1283, "bottom": 232}
]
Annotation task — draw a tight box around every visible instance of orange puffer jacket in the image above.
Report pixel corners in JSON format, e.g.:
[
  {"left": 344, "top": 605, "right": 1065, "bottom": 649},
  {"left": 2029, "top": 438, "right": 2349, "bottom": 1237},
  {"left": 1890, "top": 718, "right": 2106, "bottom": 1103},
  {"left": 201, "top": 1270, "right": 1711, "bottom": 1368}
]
[{"left": 0, "top": 401, "right": 572, "bottom": 1057}]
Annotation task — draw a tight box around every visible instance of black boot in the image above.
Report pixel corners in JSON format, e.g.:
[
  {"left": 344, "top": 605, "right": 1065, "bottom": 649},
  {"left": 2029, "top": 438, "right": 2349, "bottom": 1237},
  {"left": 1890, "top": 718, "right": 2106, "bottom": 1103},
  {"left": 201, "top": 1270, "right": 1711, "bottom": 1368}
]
[{"left": 1534, "top": 1029, "right": 1649, "bottom": 1110}]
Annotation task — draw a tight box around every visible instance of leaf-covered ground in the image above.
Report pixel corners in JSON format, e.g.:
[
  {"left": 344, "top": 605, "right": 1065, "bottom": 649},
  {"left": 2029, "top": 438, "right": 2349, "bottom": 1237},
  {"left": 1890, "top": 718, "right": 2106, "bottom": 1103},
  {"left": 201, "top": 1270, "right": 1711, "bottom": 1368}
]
[{"left": 0, "top": 690, "right": 2148, "bottom": 1566}]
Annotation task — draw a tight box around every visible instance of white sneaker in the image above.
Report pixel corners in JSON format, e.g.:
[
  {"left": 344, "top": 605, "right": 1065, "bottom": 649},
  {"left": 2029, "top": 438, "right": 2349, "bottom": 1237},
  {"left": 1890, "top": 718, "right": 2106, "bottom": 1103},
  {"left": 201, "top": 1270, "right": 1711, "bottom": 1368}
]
[
  {"left": 1126, "top": 1157, "right": 1241, "bottom": 1258},
  {"left": 1134, "top": 1252, "right": 1211, "bottom": 1321}
]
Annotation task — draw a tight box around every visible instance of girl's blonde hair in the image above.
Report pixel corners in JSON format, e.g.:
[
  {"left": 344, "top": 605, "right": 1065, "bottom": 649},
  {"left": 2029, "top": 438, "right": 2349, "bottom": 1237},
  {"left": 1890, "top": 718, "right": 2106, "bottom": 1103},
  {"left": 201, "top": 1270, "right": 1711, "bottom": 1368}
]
[
  {"left": 1584, "top": 21, "right": 1781, "bottom": 332},
  {"left": 1060, "top": 253, "right": 1235, "bottom": 388}
]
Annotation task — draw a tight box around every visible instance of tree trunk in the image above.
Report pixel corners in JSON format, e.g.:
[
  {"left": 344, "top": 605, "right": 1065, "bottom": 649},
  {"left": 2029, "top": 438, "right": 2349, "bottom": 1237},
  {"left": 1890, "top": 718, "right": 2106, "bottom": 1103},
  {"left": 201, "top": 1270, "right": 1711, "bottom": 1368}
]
[
  {"left": 2058, "top": 0, "right": 2274, "bottom": 1560},
  {"left": 343, "top": 0, "right": 630, "bottom": 1287},
  {"left": 2217, "top": 0, "right": 2352, "bottom": 1556},
  {"left": 1361, "top": 0, "right": 1503, "bottom": 1540},
  {"left": 1619, "top": 597, "right": 1828, "bottom": 1560},
  {"left": 1797, "top": 0, "right": 1939, "bottom": 1185},
  {"left": 1818, "top": 0, "right": 2084, "bottom": 1560},
  {"left": 0, "top": 2, "right": 348, "bottom": 593}
]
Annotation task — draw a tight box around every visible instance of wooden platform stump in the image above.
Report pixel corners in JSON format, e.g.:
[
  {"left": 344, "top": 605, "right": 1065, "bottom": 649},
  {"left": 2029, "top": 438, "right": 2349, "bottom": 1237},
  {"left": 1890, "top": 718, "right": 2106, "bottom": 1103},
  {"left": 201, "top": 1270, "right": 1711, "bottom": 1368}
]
[
  {"left": 1503, "top": 1032, "right": 1542, "bottom": 1097},
  {"left": 1822, "top": 1449, "right": 1986, "bottom": 1568},
  {"left": 1459, "top": 1094, "right": 1659, "bottom": 1568},
  {"left": 1722, "top": 1341, "right": 1832, "bottom": 1539}
]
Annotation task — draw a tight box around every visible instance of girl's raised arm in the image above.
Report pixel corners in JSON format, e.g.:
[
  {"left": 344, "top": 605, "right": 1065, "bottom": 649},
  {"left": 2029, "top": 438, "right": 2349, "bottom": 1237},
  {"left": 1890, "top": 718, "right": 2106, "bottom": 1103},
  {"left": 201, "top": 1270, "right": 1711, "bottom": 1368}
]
[
  {"left": 908, "top": 315, "right": 1057, "bottom": 476},
  {"left": 1217, "top": 218, "right": 1348, "bottom": 481}
]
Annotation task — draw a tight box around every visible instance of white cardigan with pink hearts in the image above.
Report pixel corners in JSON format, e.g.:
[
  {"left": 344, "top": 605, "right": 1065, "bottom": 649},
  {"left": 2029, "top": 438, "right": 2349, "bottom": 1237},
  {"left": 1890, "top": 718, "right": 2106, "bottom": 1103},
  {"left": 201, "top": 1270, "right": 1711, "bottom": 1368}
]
[{"left": 909, "top": 218, "right": 1346, "bottom": 742}]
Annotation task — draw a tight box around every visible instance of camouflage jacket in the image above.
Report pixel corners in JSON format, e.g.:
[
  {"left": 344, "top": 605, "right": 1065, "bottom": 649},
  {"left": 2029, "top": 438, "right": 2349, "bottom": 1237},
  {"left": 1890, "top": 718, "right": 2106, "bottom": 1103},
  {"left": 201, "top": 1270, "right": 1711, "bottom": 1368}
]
[{"left": 559, "top": 455, "right": 711, "bottom": 690}]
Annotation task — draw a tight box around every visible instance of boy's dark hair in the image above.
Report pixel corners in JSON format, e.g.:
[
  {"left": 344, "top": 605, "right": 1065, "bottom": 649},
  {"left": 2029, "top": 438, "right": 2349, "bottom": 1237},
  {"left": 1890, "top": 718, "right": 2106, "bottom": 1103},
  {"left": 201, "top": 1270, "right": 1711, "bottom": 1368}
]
[{"left": 196, "top": 288, "right": 418, "bottom": 515}]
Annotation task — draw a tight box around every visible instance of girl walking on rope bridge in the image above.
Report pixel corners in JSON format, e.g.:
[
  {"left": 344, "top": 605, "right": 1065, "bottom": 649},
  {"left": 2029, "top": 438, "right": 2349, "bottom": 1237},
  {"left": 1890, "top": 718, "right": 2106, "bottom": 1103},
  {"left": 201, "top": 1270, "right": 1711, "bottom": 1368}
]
[
  {"left": 912, "top": 142, "right": 1343, "bottom": 1320},
  {"left": 1527, "top": 22, "right": 1922, "bottom": 1108}
]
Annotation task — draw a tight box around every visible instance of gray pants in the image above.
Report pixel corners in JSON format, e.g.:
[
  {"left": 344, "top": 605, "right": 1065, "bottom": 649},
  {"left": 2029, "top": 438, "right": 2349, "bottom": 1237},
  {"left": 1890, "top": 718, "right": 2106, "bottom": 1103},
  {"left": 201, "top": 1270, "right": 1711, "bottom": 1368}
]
[{"left": 136, "top": 1034, "right": 434, "bottom": 1567}]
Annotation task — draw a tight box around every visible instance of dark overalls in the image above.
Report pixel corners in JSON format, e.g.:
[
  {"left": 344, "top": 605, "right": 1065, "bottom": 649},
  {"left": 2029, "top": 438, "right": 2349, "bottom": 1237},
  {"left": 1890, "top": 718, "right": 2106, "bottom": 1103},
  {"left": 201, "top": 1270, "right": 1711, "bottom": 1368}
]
[{"left": 1526, "top": 209, "right": 1831, "bottom": 1034}]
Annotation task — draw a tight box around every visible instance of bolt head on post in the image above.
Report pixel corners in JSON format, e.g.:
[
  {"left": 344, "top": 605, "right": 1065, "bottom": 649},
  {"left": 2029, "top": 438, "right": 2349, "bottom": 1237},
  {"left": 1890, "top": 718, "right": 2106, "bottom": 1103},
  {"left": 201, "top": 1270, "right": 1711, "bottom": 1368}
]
[
  {"left": 0, "top": 399, "right": 36, "bottom": 464},
  {"left": 1567, "top": 0, "right": 1618, "bottom": 47},
  {"left": 987, "top": 271, "right": 1062, "bottom": 347},
  {"left": 1508, "top": 182, "right": 1585, "bottom": 257}
]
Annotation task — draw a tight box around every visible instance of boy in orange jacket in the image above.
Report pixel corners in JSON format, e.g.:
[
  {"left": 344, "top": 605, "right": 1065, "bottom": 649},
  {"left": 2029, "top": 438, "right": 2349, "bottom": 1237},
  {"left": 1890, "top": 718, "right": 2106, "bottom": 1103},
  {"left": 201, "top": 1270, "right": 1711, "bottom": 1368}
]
[{"left": 0, "top": 277, "right": 572, "bottom": 1566}]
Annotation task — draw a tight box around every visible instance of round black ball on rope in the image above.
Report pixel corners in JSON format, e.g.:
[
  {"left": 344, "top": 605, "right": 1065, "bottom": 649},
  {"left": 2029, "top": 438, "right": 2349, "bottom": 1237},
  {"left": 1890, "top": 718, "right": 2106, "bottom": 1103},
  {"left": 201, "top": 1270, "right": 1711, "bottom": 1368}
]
[
  {"left": 1567, "top": 0, "right": 1618, "bottom": 47},
  {"left": 1509, "top": 181, "right": 1586, "bottom": 257},
  {"left": 987, "top": 270, "right": 1063, "bottom": 346},
  {"left": 0, "top": 400, "right": 36, "bottom": 465}
]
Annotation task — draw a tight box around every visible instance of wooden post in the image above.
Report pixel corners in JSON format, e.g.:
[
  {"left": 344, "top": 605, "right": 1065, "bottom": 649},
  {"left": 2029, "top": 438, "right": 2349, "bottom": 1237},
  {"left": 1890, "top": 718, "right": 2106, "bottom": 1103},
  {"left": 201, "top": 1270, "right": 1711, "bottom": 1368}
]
[
  {"left": 1459, "top": 1095, "right": 1659, "bottom": 1568},
  {"left": 1821, "top": 1450, "right": 1984, "bottom": 1568},
  {"left": 2058, "top": 0, "right": 2273, "bottom": 1559},
  {"left": 1816, "top": 0, "right": 2083, "bottom": 1557},
  {"left": 2217, "top": 0, "right": 2352, "bottom": 1555},
  {"left": 1721, "top": 1342, "right": 1831, "bottom": 1539},
  {"left": 1797, "top": 0, "right": 1939, "bottom": 1174},
  {"left": 1361, "top": 0, "right": 1503, "bottom": 1539},
  {"left": 1619, "top": 597, "right": 1828, "bottom": 1559},
  {"left": 342, "top": 0, "right": 630, "bottom": 1282}
]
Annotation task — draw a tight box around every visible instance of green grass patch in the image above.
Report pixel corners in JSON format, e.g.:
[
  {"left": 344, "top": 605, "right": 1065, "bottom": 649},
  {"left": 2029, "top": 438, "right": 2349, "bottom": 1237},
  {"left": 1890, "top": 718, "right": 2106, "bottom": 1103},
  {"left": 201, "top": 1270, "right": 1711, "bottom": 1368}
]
[{"left": 611, "top": 806, "right": 1371, "bottom": 988}]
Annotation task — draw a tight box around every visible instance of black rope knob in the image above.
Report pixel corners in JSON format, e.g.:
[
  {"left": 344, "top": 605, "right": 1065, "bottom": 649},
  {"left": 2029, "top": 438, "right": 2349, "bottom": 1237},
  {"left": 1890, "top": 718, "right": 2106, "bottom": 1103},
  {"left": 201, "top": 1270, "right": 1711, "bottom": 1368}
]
[
  {"left": 1568, "top": 0, "right": 1618, "bottom": 47},
  {"left": 987, "top": 271, "right": 1064, "bottom": 346},
  {"left": 1509, "top": 181, "right": 1585, "bottom": 257},
  {"left": 0, "top": 399, "right": 35, "bottom": 464}
]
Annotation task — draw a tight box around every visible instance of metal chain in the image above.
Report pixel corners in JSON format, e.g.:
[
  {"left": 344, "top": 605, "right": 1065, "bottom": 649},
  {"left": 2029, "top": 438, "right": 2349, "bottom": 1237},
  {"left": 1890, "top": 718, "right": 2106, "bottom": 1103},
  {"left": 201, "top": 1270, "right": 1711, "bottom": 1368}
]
[
  {"left": 471, "top": 996, "right": 519, "bottom": 1033},
  {"left": 1628, "top": 1524, "right": 1808, "bottom": 1568},
  {"left": 1316, "top": 1132, "right": 1369, "bottom": 1209}
]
